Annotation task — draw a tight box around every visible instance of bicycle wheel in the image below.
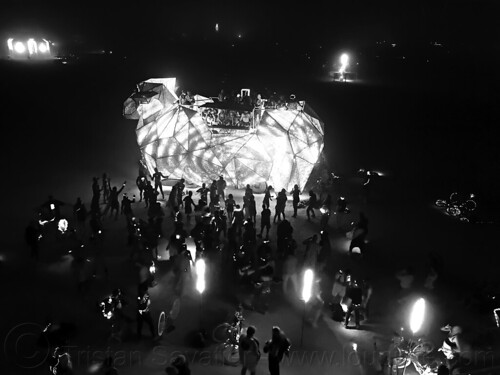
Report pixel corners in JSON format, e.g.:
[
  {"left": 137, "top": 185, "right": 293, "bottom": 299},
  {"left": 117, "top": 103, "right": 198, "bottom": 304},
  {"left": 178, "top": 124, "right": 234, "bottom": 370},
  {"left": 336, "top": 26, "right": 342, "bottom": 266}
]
[
  {"left": 435, "top": 199, "right": 447, "bottom": 208},
  {"left": 212, "top": 323, "right": 231, "bottom": 343},
  {"left": 222, "top": 343, "right": 240, "bottom": 366},
  {"left": 158, "top": 311, "right": 166, "bottom": 337},
  {"left": 464, "top": 199, "right": 477, "bottom": 212}
]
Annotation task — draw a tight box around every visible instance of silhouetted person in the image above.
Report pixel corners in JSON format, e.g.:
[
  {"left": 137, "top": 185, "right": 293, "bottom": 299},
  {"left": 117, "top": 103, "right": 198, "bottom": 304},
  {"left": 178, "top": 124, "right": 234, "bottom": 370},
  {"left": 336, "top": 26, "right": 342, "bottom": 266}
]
[
  {"left": 102, "top": 173, "right": 111, "bottom": 204},
  {"left": 217, "top": 176, "right": 227, "bottom": 201},
  {"left": 103, "top": 182, "right": 126, "bottom": 220},
  {"left": 225, "top": 194, "right": 236, "bottom": 222},
  {"left": 345, "top": 280, "right": 363, "bottom": 329},
  {"left": 136, "top": 173, "right": 149, "bottom": 202},
  {"left": 291, "top": 185, "right": 300, "bottom": 218},
  {"left": 306, "top": 190, "right": 317, "bottom": 221},
  {"left": 175, "top": 179, "right": 185, "bottom": 208},
  {"left": 263, "top": 185, "right": 273, "bottom": 209},
  {"left": 151, "top": 168, "right": 167, "bottom": 199},
  {"left": 182, "top": 191, "right": 195, "bottom": 224},
  {"left": 209, "top": 180, "right": 217, "bottom": 204},
  {"left": 258, "top": 204, "right": 271, "bottom": 239},
  {"left": 273, "top": 189, "right": 287, "bottom": 223},
  {"left": 143, "top": 181, "right": 156, "bottom": 208},
  {"left": 136, "top": 286, "right": 157, "bottom": 340},
  {"left": 121, "top": 193, "right": 136, "bottom": 218},
  {"left": 196, "top": 183, "right": 209, "bottom": 207},
  {"left": 263, "top": 326, "right": 291, "bottom": 375},
  {"left": 92, "top": 177, "right": 101, "bottom": 201}
]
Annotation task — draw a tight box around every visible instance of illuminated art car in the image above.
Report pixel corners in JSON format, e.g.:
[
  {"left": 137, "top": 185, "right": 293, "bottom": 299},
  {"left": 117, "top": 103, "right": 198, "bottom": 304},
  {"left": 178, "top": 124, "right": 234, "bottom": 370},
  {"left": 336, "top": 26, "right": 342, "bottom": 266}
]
[{"left": 123, "top": 78, "right": 324, "bottom": 191}]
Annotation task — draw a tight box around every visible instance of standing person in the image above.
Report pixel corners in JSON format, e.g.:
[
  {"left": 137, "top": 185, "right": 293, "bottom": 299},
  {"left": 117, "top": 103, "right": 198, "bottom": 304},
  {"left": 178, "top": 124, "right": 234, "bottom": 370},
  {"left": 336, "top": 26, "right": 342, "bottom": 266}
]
[
  {"left": 167, "top": 185, "right": 178, "bottom": 209},
  {"left": 239, "top": 325, "right": 261, "bottom": 375},
  {"left": 121, "top": 193, "right": 136, "bottom": 219},
  {"left": 344, "top": 279, "right": 363, "bottom": 329},
  {"left": 232, "top": 205, "right": 244, "bottom": 237},
  {"left": 175, "top": 179, "right": 186, "bottom": 208},
  {"left": 136, "top": 286, "right": 157, "bottom": 340},
  {"left": 151, "top": 167, "right": 168, "bottom": 200},
  {"left": 258, "top": 204, "right": 271, "bottom": 239},
  {"left": 361, "top": 279, "right": 373, "bottom": 320},
  {"left": 225, "top": 194, "right": 236, "bottom": 223},
  {"left": 196, "top": 183, "right": 209, "bottom": 207},
  {"left": 103, "top": 182, "right": 126, "bottom": 220},
  {"left": 216, "top": 175, "right": 227, "bottom": 201},
  {"left": 263, "top": 326, "right": 291, "bottom": 375},
  {"left": 102, "top": 173, "right": 111, "bottom": 204},
  {"left": 136, "top": 173, "right": 148, "bottom": 202},
  {"left": 248, "top": 195, "right": 257, "bottom": 224},
  {"left": 209, "top": 180, "right": 218, "bottom": 204},
  {"left": 143, "top": 181, "right": 155, "bottom": 208},
  {"left": 92, "top": 177, "right": 101, "bottom": 202},
  {"left": 273, "top": 189, "right": 287, "bottom": 223},
  {"left": 306, "top": 190, "right": 317, "bottom": 221},
  {"left": 182, "top": 191, "right": 195, "bottom": 225},
  {"left": 290, "top": 185, "right": 300, "bottom": 218},
  {"left": 263, "top": 185, "right": 273, "bottom": 209}
]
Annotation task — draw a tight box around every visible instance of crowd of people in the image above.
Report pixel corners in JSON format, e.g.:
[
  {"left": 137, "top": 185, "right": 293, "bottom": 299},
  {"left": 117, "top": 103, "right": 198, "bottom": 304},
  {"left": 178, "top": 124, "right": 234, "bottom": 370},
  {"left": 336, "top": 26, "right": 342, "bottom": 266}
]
[{"left": 24, "top": 166, "right": 469, "bottom": 375}]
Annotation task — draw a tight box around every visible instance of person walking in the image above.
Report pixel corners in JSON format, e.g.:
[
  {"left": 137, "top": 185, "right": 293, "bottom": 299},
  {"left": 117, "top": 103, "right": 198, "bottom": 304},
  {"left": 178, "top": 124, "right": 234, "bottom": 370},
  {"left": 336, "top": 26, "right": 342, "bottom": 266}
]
[
  {"left": 196, "top": 183, "right": 209, "bottom": 208},
  {"left": 291, "top": 185, "right": 300, "bottom": 218},
  {"left": 263, "top": 326, "right": 291, "bottom": 375},
  {"left": 182, "top": 191, "right": 195, "bottom": 225},
  {"left": 151, "top": 167, "right": 168, "bottom": 199},
  {"left": 136, "top": 286, "right": 157, "bottom": 340},
  {"left": 239, "top": 325, "right": 261, "bottom": 375},
  {"left": 102, "top": 173, "right": 111, "bottom": 204},
  {"left": 225, "top": 194, "right": 236, "bottom": 223},
  {"left": 306, "top": 190, "right": 317, "bottom": 221}
]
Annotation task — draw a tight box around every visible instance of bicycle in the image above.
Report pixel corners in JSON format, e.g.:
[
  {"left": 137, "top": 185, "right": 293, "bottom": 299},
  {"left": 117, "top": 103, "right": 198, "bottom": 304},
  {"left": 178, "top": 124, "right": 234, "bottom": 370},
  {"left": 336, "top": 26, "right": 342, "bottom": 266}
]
[
  {"left": 435, "top": 192, "right": 477, "bottom": 222},
  {"left": 382, "top": 334, "right": 443, "bottom": 375},
  {"left": 212, "top": 305, "right": 245, "bottom": 366}
]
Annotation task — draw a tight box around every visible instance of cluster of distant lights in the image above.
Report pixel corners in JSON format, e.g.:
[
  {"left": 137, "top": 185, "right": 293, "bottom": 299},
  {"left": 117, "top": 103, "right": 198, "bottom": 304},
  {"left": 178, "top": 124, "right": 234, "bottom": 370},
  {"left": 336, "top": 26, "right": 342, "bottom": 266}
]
[{"left": 7, "top": 38, "right": 51, "bottom": 56}]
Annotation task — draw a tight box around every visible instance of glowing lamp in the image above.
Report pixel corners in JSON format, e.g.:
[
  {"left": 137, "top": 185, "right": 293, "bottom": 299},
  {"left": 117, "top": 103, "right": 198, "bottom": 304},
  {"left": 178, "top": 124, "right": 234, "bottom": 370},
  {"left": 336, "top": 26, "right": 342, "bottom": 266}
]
[
  {"left": 7, "top": 38, "right": 14, "bottom": 51},
  {"left": 195, "top": 258, "right": 206, "bottom": 294},
  {"left": 50, "top": 204, "right": 55, "bottom": 210},
  {"left": 39, "top": 42, "right": 48, "bottom": 53},
  {"left": 409, "top": 298, "right": 426, "bottom": 334},
  {"left": 352, "top": 343, "right": 357, "bottom": 351},
  {"left": 302, "top": 269, "right": 313, "bottom": 303},
  {"left": 14, "top": 41, "right": 26, "bottom": 54},
  {"left": 149, "top": 261, "right": 156, "bottom": 275}
]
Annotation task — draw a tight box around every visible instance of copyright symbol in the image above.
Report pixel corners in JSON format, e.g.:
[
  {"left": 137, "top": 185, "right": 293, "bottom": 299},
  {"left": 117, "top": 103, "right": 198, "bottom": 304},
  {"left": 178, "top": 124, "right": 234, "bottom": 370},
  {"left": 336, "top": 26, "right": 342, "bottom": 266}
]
[{"left": 4, "top": 322, "right": 50, "bottom": 369}]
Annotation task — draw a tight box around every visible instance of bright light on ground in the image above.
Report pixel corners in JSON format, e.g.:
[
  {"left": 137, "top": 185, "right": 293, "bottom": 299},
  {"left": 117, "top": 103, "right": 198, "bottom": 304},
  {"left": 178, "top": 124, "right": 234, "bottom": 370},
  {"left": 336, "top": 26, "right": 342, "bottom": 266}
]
[
  {"left": 410, "top": 298, "right": 426, "bottom": 334},
  {"left": 302, "top": 269, "right": 313, "bottom": 302},
  {"left": 195, "top": 259, "right": 206, "bottom": 294}
]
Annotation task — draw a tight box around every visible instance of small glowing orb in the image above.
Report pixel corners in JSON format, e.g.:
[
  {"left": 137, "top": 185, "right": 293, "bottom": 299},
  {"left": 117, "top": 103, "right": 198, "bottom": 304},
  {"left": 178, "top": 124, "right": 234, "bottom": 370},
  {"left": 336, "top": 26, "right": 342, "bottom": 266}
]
[
  {"left": 352, "top": 343, "right": 357, "bottom": 351},
  {"left": 14, "top": 41, "right": 26, "bottom": 54},
  {"left": 410, "top": 298, "right": 426, "bottom": 334},
  {"left": 58, "top": 219, "right": 68, "bottom": 233},
  {"left": 215, "top": 23, "right": 219, "bottom": 32},
  {"left": 302, "top": 269, "right": 314, "bottom": 302},
  {"left": 39, "top": 43, "right": 48, "bottom": 53}
]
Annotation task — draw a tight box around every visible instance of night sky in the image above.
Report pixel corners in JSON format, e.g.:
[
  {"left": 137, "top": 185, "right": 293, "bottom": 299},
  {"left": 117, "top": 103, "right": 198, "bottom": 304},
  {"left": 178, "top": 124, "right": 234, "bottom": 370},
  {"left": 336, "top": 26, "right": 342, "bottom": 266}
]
[{"left": 1, "top": 0, "right": 499, "bottom": 55}]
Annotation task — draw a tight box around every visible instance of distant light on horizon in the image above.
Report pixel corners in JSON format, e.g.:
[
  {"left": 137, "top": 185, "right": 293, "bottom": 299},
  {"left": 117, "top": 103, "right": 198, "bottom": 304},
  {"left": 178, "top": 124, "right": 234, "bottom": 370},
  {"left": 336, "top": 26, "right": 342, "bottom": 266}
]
[
  {"left": 215, "top": 23, "right": 219, "bottom": 32},
  {"left": 14, "top": 41, "right": 26, "bottom": 54}
]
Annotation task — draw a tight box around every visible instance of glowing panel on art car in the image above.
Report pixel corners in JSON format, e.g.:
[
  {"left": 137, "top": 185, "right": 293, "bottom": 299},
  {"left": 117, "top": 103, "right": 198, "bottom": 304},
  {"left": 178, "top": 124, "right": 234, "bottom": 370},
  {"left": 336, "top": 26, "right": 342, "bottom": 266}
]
[{"left": 123, "top": 78, "right": 325, "bottom": 191}]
